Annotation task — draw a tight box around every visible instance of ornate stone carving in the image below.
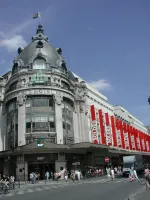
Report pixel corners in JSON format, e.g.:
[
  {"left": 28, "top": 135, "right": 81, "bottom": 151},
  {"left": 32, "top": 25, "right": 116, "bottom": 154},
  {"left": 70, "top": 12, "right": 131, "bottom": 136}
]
[
  {"left": 17, "top": 78, "right": 27, "bottom": 89},
  {"left": 37, "top": 50, "right": 43, "bottom": 56},
  {"left": 73, "top": 104, "right": 76, "bottom": 113},
  {"left": 85, "top": 106, "right": 89, "bottom": 115},
  {"left": 36, "top": 41, "right": 43, "bottom": 48},
  {"left": 74, "top": 87, "right": 85, "bottom": 101},
  {"left": 32, "top": 25, "right": 49, "bottom": 42},
  {"left": 26, "top": 81, "right": 32, "bottom": 87},
  {"left": 17, "top": 92, "right": 26, "bottom": 106},
  {"left": 80, "top": 102, "right": 84, "bottom": 113},
  {"left": 18, "top": 47, "right": 23, "bottom": 54},
  {"left": 2, "top": 105, "right": 6, "bottom": 114},
  {"left": 56, "top": 48, "right": 62, "bottom": 55},
  {"left": 0, "top": 93, "right": 4, "bottom": 101},
  {"left": 54, "top": 93, "right": 62, "bottom": 105}
]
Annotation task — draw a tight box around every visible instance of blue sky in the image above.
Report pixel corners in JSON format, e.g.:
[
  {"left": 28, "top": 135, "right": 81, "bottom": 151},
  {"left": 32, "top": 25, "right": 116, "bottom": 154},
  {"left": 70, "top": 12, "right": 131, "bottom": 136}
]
[{"left": 0, "top": 0, "right": 150, "bottom": 125}]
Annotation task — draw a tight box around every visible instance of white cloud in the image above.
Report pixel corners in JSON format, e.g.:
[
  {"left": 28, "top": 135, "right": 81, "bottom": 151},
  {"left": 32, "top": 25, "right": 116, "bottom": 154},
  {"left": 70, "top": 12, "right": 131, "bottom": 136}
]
[
  {"left": 0, "top": 7, "right": 53, "bottom": 52},
  {"left": 0, "top": 35, "right": 27, "bottom": 52},
  {"left": 88, "top": 79, "right": 111, "bottom": 91},
  {"left": 0, "top": 18, "right": 34, "bottom": 52}
]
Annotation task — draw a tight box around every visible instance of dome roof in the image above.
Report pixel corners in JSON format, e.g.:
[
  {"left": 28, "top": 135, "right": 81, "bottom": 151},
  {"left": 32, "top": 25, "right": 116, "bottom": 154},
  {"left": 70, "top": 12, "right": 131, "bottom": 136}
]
[
  {"left": 16, "top": 25, "right": 64, "bottom": 69},
  {"left": 18, "top": 40, "right": 61, "bottom": 66}
]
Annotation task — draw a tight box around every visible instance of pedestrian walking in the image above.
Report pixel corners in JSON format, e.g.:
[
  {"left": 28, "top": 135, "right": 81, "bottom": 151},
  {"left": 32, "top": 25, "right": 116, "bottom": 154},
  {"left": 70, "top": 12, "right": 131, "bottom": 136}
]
[
  {"left": 71, "top": 171, "right": 75, "bottom": 182},
  {"left": 64, "top": 171, "right": 68, "bottom": 182},
  {"left": 145, "top": 167, "right": 150, "bottom": 181},
  {"left": 133, "top": 169, "right": 139, "bottom": 180},
  {"left": 45, "top": 171, "right": 50, "bottom": 182},
  {"left": 106, "top": 167, "right": 111, "bottom": 177},
  {"left": 30, "top": 172, "right": 34, "bottom": 184},
  {"left": 129, "top": 167, "right": 134, "bottom": 182},
  {"left": 111, "top": 167, "right": 115, "bottom": 181}
]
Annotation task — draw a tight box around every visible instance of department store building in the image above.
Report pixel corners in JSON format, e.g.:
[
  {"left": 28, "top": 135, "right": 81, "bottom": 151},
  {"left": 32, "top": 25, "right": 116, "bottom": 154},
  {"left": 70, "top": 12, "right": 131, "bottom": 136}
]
[{"left": 0, "top": 25, "right": 148, "bottom": 180}]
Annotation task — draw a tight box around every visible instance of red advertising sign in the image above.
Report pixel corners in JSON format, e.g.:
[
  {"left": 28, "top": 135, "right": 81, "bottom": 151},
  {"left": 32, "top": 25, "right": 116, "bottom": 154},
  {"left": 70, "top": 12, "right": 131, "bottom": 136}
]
[{"left": 105, "top": 157, "right": 109, "bottom": 163}]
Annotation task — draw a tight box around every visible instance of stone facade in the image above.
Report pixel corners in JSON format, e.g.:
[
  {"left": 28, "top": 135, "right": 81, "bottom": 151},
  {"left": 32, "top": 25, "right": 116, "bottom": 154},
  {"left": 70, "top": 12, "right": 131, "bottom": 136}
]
[
  {"left": 0, "top": 24, "right": 148, "bottom": 151},
  {"left": 0, "top": 24, "right": 148, "bottom": 180}
]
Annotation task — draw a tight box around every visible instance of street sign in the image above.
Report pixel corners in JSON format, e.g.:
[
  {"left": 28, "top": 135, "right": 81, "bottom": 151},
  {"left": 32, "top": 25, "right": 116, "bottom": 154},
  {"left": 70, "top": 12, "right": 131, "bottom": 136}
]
[
  {"left": 105, "top": 157, "right": 109, "bottom": 163},
  {"left": 37, "top": 139, "right": 44, "bottom": 147}
]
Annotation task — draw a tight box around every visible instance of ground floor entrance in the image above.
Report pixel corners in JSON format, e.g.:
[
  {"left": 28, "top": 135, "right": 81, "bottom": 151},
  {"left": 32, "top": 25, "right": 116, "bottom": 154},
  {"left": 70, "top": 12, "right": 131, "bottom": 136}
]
[{"left": 28, "top": 163, "right": 55, "bottom": 180}]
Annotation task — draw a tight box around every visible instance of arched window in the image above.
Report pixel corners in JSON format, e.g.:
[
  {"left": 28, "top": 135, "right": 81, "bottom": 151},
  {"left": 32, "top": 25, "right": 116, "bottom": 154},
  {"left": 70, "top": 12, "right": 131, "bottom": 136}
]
[{"left": 33, "top": 57, "right": 46, "bottom": 70}]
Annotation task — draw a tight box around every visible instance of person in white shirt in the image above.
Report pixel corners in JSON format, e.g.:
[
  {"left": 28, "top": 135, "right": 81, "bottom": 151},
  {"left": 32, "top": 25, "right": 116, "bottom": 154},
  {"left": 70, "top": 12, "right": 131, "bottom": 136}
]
[
  {"left": 111, "top": 167, "right": 115, "bottom": 181},
  {"left": 30, "top": 173, "right": 33, "bottom": 183},
  {"left": 76, "top": 170, "right": 81, "bottom": 181},
  {"left": 45, "top": 171, "right": 50, "bottom": 181},
  {"left": 106, "top": 167, "right": 111, "bottom": 177},
  {"left": 64, "top": 171, "right": 68, "bottom": 182}
]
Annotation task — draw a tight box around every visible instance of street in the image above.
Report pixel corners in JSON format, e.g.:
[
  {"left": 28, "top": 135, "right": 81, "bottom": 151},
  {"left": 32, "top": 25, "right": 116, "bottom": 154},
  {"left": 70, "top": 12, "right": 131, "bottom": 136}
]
[{"left": 0, "top": 176, "right": 148, "bottom": 200}]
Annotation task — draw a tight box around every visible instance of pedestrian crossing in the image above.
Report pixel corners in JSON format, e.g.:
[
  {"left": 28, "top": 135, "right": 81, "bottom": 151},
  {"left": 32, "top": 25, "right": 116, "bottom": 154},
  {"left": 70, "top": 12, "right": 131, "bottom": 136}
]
[{"left": 0, "top": 178, "right": 146, "bottom": 198}]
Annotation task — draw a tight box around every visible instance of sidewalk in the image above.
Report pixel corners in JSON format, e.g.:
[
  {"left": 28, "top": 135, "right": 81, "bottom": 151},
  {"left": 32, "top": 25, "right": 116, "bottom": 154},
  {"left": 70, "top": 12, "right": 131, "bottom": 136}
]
[
  {"left": 16, "top": 173, "right": 123, "bottom": 190},
  {"left": 18, "top": 175, "right": 107, "bottom": 189}
]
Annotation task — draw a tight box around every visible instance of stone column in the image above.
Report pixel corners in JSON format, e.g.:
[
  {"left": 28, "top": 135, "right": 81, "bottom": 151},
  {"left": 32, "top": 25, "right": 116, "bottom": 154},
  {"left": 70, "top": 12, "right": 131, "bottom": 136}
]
[
  {"left": 76, "top": 102, "right": 82, "bottom": 143},
  {"left": 17, "top": 93, "right": 26, "bottom": 146},
  {"left": 77, "top": 101, "right": 88, "bottom": 143},
  {"left": 54, "top": 94, "right": 63, "bottom": 144},
  {"left": 80, "top": 101, "right": 89, "bottom": 142},
  {"left": 73, "top": 104, "right": 79, "bottom": 143},
  {"left": 16, "top": 154, "right": 28, "bottom": 181},
  {"left": 1, "top": 111, "right": 7, "bottom": 151},
  {"left": 0, "top": 105, "right": 3, "bottom": 151}
]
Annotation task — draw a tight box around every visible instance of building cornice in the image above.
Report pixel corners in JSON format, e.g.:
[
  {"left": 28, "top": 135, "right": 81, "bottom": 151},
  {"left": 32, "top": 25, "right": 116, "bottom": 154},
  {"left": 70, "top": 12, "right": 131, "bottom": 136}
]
[{"left": 4, "top": 87, "right": 75, "bottom": 103}]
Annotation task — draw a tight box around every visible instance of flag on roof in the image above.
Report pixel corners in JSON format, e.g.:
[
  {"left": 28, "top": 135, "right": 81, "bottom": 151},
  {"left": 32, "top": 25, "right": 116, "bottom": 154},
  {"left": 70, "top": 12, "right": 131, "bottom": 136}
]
[{"left": 33, "top": 12, "right": 40, "bottom": 19}]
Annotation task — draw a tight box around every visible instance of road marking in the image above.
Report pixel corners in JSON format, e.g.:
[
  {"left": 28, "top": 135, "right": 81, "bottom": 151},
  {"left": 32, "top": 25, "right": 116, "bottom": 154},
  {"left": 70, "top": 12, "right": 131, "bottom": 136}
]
[
  {"left": 26, "top": 188, "right": 34, "bottom": 193},
  {"left": 17, "top": 190, "right": 25, "bottom": 195},
  {"left": 115, "top": 180, "right": 126, "bottom": 183},
  {"left": 43, "top": 186, "right": 50, "bottom": 190},
  {"left": 57, "top": 185, "right": 65, "bottom": 187},
  {"left": 35, "top": 188, "right": 43, "bottom": 191},
  {"left": 126, "top": 186, "right": 146, "bottom": 200},
  {"left": 51, "top": 185, "right": 58, "bottom": 188},
  {"left": 5, "top": 192, "right": 14, "bottom": 196}
]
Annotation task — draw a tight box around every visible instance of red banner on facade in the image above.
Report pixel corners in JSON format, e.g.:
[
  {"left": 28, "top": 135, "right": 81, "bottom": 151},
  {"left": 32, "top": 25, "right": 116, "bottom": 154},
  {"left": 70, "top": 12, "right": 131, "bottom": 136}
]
[
  {"left": 139, "top": 131, "right": 143, "bottom": 151},
  {"left": 115, "top": 118, "right": 122, "bottom": 148},
  {"left": 130, "top": 126, "right": 136, "bottom": 150},
  {"left": 123, "top": 123, "right": 130, "bottom": 149},
  {"left": 127, "top": 124, "right": 132, "bottom": 150},
  {"left": 90, "top": 105, "right": 98, "bottom": 144},
  {"left": 105, "top": 113, "right": 112, "bottom": 146},
  {"left": 145, "top": 134, "right": 150, "bottom": 152},
  {"left": 136, "top": 129, "right": 141, "bottom": 151},
  {"left": 133, "top": 128, "right": 138, "bottom": 151},
  {"left": 111, "top": 116, "right": 117, "bottom": 147},
  {"left": 141, "top": 132, "right": 146, "bottom": 152},
  {"left": 119, "top": 120, "right": 125, "bottom": 149},
  {"left": 144, "top": 132, "right": 147, "bottom": 152},
  {"left": 90, "top": 105, "right": 96, "bottom": 121},
  {"left": 98, "top": 109, "right": 106, "bottom": 145}
]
